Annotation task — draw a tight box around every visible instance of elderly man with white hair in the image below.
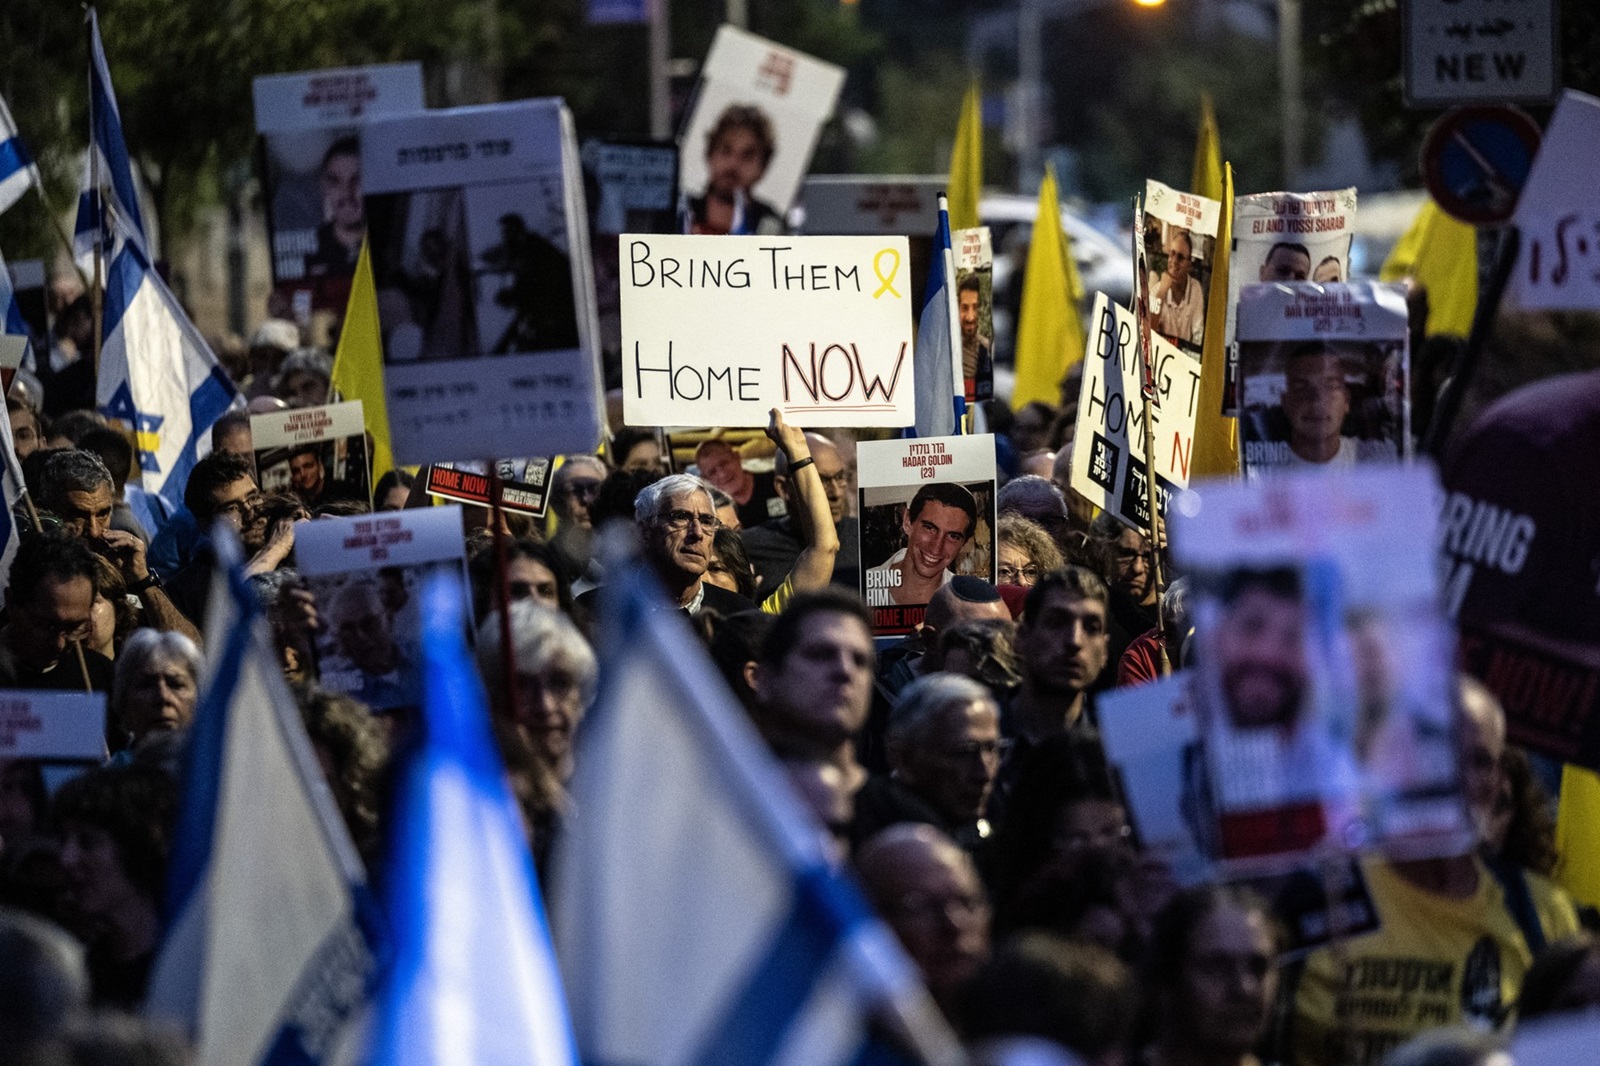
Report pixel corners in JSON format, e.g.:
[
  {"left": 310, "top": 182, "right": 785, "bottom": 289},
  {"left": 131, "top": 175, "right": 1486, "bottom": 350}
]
[
  {"left": 854, "top": 673, "right": 1005, "bottom": 850},
  {"left": 575, "top": 471, "right": 759, "bottom": 619}
]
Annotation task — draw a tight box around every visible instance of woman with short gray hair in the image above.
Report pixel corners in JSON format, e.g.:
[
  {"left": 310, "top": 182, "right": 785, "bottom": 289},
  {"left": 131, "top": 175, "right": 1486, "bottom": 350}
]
[{"left": 111, "top": 629, "right": 201, "bottom": 752}]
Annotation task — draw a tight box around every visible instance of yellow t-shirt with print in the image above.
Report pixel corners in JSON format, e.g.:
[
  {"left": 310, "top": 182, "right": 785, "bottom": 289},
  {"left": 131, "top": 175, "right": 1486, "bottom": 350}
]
[{"left": 1287, "top": 855, "right": 1563, "bottom": 1066}]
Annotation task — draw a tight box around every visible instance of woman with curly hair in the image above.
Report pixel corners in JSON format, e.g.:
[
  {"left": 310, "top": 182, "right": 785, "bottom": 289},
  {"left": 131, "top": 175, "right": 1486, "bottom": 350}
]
[
  {"left": 996, "top": 514, "right": 1063, "bottom": 589},
  {"left": 296, "top": 685, "right": 391, "bottom": 871}
]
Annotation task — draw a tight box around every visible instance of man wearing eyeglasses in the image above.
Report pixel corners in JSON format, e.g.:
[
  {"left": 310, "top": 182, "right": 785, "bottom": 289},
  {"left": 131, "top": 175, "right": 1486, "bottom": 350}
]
[
  {"left": 37, "top": 451, "right": 198, "bottom": 645},
  {"left": 0, "top": 531, "right": 113, "bottom": 690},
  {"left": 598, "top": 471, "right": 757, "bottom": 617},
  {"left": 1149, "top": 228, "right": 1206, "bottom": 348},
  {"left": 742, "top": 432, "right": 859, "bottom": 592}
]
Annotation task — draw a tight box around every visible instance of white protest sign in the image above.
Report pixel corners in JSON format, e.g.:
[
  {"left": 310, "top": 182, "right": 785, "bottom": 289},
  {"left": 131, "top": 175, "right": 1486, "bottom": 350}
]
[
  {"left": 361, "top": 99, "right": 603, "bottom": 463},
  {"left": 251, "top": 400, "right": 371, "bottom": 506},
  {"left": 620, "top": 234, "right": 915, "bottom": 428},
  {"left": 252, "top": 63, "right": 424, "bottom": 133},
  {"left": 1510, "top": 90, "right": 1600, "bottom": 311},
  {"left": 799, "top": 177, "right": 944, "bottom": 236},
  {"left": 1142, "top": 180, "right": 1222, "bottom": 353},
  {"left": 1223, "top": 188, "right": 1357, "bottom": 415},
  {"left": 1403, "top": 0, "right": 1557, "bottom": 107},
  {"left": 1069, "top": 293, "right": 1200, "bottom": 530},
  {"left": 0, "top": 692, "right": 105, "bottom": 760},
  {"left": 1235, "top": 281, "right": 1411, "bottom": 477},
  {"left": 679, "top": 26, "right": 845, "bottom": 231}
]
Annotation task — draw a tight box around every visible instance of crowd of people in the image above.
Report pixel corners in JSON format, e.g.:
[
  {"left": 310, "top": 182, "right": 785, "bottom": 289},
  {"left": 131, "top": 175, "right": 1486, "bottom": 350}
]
[{"left": 0, "top": 296, "right": 1594, "bottom": 1066}]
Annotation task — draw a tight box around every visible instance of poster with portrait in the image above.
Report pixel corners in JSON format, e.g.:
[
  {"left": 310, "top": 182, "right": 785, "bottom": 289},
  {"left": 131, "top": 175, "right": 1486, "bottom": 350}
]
[
  {"left": 1170, "top": 465, "right": 1471, "bottom": 871},
  {"left": 296, "top": 507, "right": 469, "bottom": 714},
  {"left": 361, "top": 99, "right": 604, "bottom": 463},
  {"left": 1141, "top": 180, "right": 1221, "bottom": 354},
  {"left": 857, "top": 434, "right": 997, "bottom": 638},
  {"left": 1236, "top": 281, "right": 1409, "bottom": 478},
  {"left": 425, "top": 457, "right": 552, "bottom": 517},
  {"left": 251, "top": 401, "right": 371, "bottom": 510},
  {"left": 678, "top": 26, "right": 845, "bottom": 235},
  {"left": 253, "top": 63, "right": 425, "bottom": 312},
  {"left": 953, "top": 226, "right": 994, "bottom": 405},
  {"left": 1223, "top": 188, "right": 1357, "bottom": 414},
  {"left": 581, "top": 139, "right": 679, "bottom": 386},
  {"left": 1098, "top": 673, "right": 1381, "bottom": 956}
]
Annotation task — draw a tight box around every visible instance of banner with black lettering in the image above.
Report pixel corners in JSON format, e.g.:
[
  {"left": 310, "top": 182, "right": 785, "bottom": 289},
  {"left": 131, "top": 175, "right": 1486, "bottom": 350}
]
[{"left": 857, "top": 434, "right": 996, "bottom": 638}]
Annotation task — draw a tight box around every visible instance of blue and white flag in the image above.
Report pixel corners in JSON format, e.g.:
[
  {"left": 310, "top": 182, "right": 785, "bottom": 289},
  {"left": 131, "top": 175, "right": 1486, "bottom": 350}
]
[
  {"left": 96, "top": 234, "right": 238, "bottom": 510},
  {"left": 910, "top": 196, "right": 965, "bottom": 438},
  {"left": 367, "top": 571, "right": 579, "bottom": 1066},
  {"left": 550, "top": 564, "right": 963, "bottom": 1066},
  {"left": 146, "top": 533, "right": 380, "bottom": 1065},
  {"left": 74, "top": 8, "right": 148, "bottom": 265},
  {"left": 0, "top": 91, "right": 41, "bottom": 217},
  {"left": 0, "top": 246, "right": 33, "bottom": 372},
  {"left": 0, "top": 354, "right": 26, "bottom": 606}
]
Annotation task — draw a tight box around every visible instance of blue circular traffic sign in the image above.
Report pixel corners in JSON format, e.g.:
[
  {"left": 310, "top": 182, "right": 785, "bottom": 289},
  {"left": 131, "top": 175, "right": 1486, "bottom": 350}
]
[{"left": 1421, "top": 105, "right": 1542, "bottom": 226}]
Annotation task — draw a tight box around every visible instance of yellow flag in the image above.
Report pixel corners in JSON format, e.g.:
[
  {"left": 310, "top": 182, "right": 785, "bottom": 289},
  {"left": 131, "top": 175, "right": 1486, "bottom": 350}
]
[
  {"left": 946, "top": 82, "right": 983, "bottom": 233},
  {"left": 1191, "top": 93, "right": 1224, "bottom": 201},
  {"left": 1380, "top": 198, "right": 1477, "bottom": 338},
  {"left": 331, "top": 240, "right": 396, "bottom": 483},
  {"left": 1191, "top": 161, "right": 1239, "bottom": 478},
  {"left": 1011, "top": 167, "right": 1085, "bottom": 410},
  {"left": 1557, "top": 765, "right": 1600, "bottom": 908}
]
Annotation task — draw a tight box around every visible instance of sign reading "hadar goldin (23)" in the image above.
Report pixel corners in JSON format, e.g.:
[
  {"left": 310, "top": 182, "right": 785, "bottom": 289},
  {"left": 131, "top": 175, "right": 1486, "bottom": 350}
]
[{"left": 619, "top": 234, "right": 915, "bottom": 428}]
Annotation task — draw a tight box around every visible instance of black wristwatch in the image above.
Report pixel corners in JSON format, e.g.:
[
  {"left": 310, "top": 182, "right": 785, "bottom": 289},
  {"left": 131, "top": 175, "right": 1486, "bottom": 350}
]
[{"left": 129, "top": 571, "right": 164, "bottom": 594}]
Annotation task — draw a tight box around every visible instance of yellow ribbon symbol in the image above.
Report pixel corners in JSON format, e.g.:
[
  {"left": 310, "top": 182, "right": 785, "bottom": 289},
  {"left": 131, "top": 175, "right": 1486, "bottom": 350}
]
[{"left": 872, "top": 247, "right": 903, "bottom": 299}]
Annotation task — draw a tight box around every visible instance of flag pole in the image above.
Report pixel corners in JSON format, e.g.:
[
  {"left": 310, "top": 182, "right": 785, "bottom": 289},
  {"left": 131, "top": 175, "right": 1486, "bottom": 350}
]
[
  {"left": 31, "top": 187, "right": 90, "bottom": 291},
  {"left": 86, "top": 10, "right": 104, "bottom": 378},
  {"left": 1132, "top": 193, "right": 1168, "bottom": 674}
]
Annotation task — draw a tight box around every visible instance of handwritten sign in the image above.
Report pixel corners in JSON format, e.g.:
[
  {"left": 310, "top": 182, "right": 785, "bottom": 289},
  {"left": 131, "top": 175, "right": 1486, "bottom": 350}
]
[
  {"left": 620, "top": 234, "right": 915, "bottom": 428},
  {"left": 1510, "top": 91, "right": 1600, "bottom": 311},
  {"left": 0, "top": 692, "right": 105, "bottom": 760},
  {"left": 1404, "top": 0, "right": 1557, "bottom": 107},
  {"left": 1069, "top": 293, "right": 1200, "bottom": 530}
]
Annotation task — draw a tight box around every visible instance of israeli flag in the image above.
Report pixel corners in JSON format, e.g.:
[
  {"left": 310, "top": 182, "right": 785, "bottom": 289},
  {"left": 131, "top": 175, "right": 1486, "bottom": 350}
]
[
  {"left": 367, "top": 571, "right": 579, "bottom": 1066},
  {"left": 550, "top": 564, "right": 963, "bottom": 1066},
  {"left": 0, "top": 353, "right": 26, "bottom": 605},
  {"left": 911, "top": 196, "right": 966, "bottom": 438},
  {"left": 0, "top": 245, "right": 33, "bottom": 370},
  {"left": 97, "top": 234, "right": 238, "bottom": 510},
  {"left": 74, "top": 8, "right": 148, "bottom": 265},
  {"left": 146, "top": 534, "right": 381, "bottom": 1065},
  {"left": 0, "top": 91, "right": 40, "bottom": 217}
]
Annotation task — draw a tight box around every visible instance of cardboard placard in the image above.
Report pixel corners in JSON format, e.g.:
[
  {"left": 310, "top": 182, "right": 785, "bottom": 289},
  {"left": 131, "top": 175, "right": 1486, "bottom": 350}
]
[
  {"left": 1510, "top": 90, "right": 1600, "bottom": 311},
  {"left": 253, "top": 63, "right": 424, "bottom": 295},
  {"left": 295, "top": 507, "right": 469, "bottom": 713},
  {"left": 954, "top": 227, "right": 995, "bottom": 406},
  {"left": 799, "top": 176, "right": 943, "bottom": 236},
  {"left": 1223, "top": 189, "right": 1358, "bottom": 414},
  {"left": 1170, "top": 465, "right": 1471, "bottom": 871},
  {"left": 1235, "top": 281, "right": 1410, "bottom": 477},
  {"left": 0, "top": 691, "right": 105, "bottom": 760},
  {"left": 250, "top": 400, "right": 371, "bottom": 508},
  {"left": 361, "top": 99, "right": 603, "bottom": 463},
  {"left": 619, "top": 234, "right": 915, "bottom": 428},
  {"left": 1069, "top": 293, "right": 1200, "bottom": 530},
  {"left": 426, "top": 457, "right": 552, "bottom": 517},
  {"left": 857, "top": 434, "right": 996, "bottom": 637},
  {"left": 678, "top": 26, "right": 845, "bottom": 235},
  {"left": 1142, "top": 180, "right": 1222, "bottom": 354}
]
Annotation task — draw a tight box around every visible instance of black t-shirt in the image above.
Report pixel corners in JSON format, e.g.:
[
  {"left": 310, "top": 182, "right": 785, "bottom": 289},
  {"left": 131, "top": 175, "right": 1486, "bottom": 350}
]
[
  {"left": 6, "top": 647, "right": 115, "bottom": 692},
  {"left": 734, "top": 470, "right": 785, "bottom": 531}
]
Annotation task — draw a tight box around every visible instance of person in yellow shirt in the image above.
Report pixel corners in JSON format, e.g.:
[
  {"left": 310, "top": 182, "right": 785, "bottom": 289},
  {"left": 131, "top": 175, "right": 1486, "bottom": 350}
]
[{"left": 1283, "top": 678, "right": 1579, "bottom": 1066}]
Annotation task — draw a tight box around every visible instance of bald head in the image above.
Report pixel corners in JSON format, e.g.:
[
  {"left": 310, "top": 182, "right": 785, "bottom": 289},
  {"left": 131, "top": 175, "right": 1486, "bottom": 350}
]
[
  {"left": 778, "top": 433, "right": 848, "bottom": 525},
  {"left": 857, "top": 824, "right": 991, "bottom": 1009},
  {"left": 925, "top": 576, "right": 1007, "bottom": 635}
]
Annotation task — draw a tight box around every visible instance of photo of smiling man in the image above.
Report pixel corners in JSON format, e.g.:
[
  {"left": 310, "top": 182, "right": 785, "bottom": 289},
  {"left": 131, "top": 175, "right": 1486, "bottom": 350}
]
[{"left": 857, "top": 435, "right": 997, "bottom": 637}]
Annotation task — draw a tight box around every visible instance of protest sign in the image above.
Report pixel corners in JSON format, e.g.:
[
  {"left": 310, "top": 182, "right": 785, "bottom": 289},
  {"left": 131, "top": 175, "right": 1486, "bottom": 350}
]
[
  {"left": 361, "top": 99, "right": 603, "bottom": 464},
  {"left": 1235, "top": 281, "right": 1410, "bottom": 477},
  {"left": 1069, "top": 293, "right": 1200, "bottom": 530},
  {"left": 679, "top": 26, "right": 845, "bottom": 234},
  {"left": 619, "top": 234, "right": 915, "bottom": 428},
  {"left": 953, "top": 227, "right": 995, "bottom": 405},
  {"left": 0, "top": 692, "right": 104, "bottom": 760},
  {"left": 296, "top": 506, "right": 469, "bottom": 713},
  {"left": 799, "top": 176, "right": 943, "bottom": 236},
  {"left": 426, "top": 457, "right": 552, "bottom": 517},
  {"left": 1515, "top": 1015, "right": 1600, "bottom": 1061},
  {"left": 1099, "top": 673, "right": 1381, "bottom": 956},
  {"left": 1403, "top": 0, "right": 1557, "bottom": 107},
  {"left": 250, "top": 400, "right": 371, "bottom": 509},
  {"left": 1223, "top": 188, "right": 1357, "bottom": 414},
  {"left": 857, "top": 434, "right": 996, "bottom": 637},
  {"left": 581, "top": 139, "right": 679, "bottom": 381},
  {"left": 0, "top": 335, "right": 24, "bottom": 392},
  {"left": 253, "top": 63, "right": 424, "bottom": 308},
  {"left": 1142, "top": 180, "right": 1221, "bottom": 354},
  {"left": 1509, "top": 90, "right": 1600, "bottom": 311},
  {"left": 1170, "top": 465, "right": 1471, "bottom": 870}
]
